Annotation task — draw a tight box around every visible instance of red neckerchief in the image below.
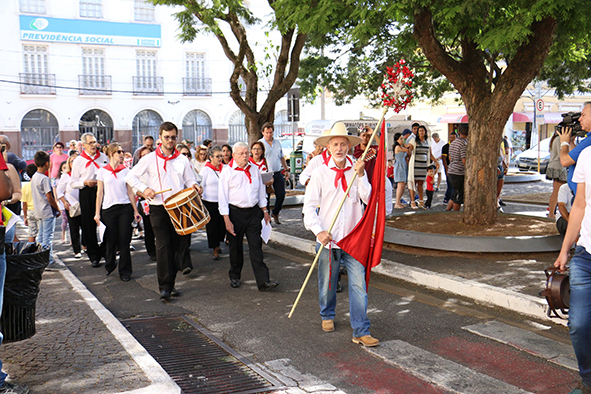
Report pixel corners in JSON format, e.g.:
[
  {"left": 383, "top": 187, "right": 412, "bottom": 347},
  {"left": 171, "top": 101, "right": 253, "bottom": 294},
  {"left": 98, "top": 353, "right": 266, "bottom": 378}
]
[
  {"left": 67, "top": 172, "right": 71, "bottom": 177},
  {"left": 155, "top": 146, "right": 180, "bottom": 171},
  {"left": 104, "top": 164, "right": 126, "bottom": 178},
  {"left": 230, "top": 159, "right": 252, "bottom": 183},
  {"left": 205, "top": 161, "right": 223, "bottom": 173},
  {"left": 81, "top": 150, "right": 101, "bottom": 168},
  {"left": 331, "top": 166, "right": 351, "bottom": 192},
  {"left": 249, "top": 157, "right": 267, "bottom": 171},
  {"left": 321, "top": 149, "right": 331, "bottom": 165}
]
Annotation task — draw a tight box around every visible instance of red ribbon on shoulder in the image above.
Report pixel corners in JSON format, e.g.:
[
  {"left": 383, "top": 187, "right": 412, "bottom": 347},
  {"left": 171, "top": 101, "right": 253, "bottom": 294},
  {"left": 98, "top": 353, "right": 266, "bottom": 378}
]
[
  {"left": 155, "top": 147, "right": 180, "bottom": 171},
  {"left": 81, "top": 151, "right": 101, "bottom": 168},
  {"left": 104, "top": 164, "right": 126, "bottom": 178}
]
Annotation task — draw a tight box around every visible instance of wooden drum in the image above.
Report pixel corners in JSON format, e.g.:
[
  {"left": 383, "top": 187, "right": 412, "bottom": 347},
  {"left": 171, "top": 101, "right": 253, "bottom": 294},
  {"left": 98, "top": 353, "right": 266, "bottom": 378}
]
[{"left": 163, "top": 188, "right": 210, "bottom": 235}]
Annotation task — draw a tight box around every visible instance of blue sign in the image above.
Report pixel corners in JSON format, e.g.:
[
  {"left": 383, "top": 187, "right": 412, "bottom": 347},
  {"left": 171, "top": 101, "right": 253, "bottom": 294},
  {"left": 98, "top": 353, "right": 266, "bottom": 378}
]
[{"left": 20, "top": 16, "right": 161, "bottom": 47}]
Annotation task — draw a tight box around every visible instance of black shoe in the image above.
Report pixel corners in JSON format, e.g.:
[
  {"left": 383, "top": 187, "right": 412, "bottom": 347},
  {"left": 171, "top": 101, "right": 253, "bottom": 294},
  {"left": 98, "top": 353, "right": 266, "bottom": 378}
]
[
  {"left": 149, "top": 255, "right": 157, "bottom": 261},
  {"left": 182, "top": 267, "right": 192, "bottom": 275},
  {"left": 129, "top": 245, "right": 136, "bottom": 251},
  {"left": 258, "top": 281, "right": 278, "bottom": 291},
  {"left": 171, "top": 288, "right": 180, "bottom": 297},
  {"left": 160, "top": 289, "right": 171, "bottom": 300},
  {"left": 499, "top": 199, "right": 506, "bottom": 206},
  {"left": 0, "top": 382, "right": 30, "bottom": 394},
  {"left": 120, "top": 275, "right": 131, "bottom": 282},
  {"left": 91, "top": 260, "right": 101, "bottom": 268},
  {"left": 230, "top": 279, "right": 241, "bottom": 288},
  {"left": 106, "top": 266, "right": 115, "bottom": 276},
  {"left": 336, "top": 281, "right": 343, "bottom": 293}
]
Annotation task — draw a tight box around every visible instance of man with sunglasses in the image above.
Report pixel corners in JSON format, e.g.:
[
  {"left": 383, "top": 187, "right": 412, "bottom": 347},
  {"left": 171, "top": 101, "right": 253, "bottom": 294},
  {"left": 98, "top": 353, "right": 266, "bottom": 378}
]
[
  {"left": 70, "top": 132, "right": 109, "bottom": 268},
  {"left": 126, "top": 122, "right": 201, "bottom": 300}
]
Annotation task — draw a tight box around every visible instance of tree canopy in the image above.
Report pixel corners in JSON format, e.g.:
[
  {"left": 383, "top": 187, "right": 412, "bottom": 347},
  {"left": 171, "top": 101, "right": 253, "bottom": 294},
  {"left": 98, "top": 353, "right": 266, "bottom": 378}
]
[{"left": 276, "top": 0, "right": 591, "bottom": 225}]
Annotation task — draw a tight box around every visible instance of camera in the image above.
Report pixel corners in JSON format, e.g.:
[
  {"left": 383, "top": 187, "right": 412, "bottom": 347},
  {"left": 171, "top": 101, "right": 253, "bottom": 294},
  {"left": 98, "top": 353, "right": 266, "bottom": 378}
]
[{"left": 556, "top": 112, "right": 586, "bottom": 137}]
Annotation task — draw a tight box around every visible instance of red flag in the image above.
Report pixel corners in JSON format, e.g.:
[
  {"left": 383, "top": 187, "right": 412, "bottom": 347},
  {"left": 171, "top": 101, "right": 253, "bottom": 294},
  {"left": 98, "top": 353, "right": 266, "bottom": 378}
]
[{"left": 337, "top": 121, "right": 386, "bottom": 288}]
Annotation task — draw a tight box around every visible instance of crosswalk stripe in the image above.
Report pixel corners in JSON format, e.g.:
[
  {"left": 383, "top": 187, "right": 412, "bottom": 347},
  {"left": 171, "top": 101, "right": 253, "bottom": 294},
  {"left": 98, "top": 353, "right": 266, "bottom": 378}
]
[
  {"left": 463, "top": 320, "right": 577, "bottom": 371},
  {"left": 364, "top": 340, "right": 531, "bottom": 394}
]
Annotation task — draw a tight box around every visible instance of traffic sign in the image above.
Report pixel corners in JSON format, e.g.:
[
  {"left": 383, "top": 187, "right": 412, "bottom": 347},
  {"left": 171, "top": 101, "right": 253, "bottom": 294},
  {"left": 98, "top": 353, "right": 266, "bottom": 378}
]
[
  {"left": 535, "top": 99, "right": 544, "bottom": 112},
  {"left": 536, "top": 113, "right": 545, "bottom": 125}
]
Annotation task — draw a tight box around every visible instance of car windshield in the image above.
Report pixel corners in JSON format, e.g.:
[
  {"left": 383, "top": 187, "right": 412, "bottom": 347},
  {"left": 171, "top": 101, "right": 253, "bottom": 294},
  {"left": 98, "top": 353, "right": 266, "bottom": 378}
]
[{"left": 280, "top": 140, "right": 294, "bottom": 150}]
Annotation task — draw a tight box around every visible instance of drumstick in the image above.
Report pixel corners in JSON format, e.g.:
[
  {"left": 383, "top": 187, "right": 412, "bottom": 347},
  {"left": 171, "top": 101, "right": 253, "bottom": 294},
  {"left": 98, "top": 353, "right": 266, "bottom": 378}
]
[{"left": 153, "top": 188, "right": 172, "bottom": 196}]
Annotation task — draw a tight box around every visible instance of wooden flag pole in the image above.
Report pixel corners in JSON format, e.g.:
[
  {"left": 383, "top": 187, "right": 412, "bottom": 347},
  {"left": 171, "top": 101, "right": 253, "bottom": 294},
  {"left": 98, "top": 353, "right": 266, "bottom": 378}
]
[{"left": 288, "top": 108, "right": 388, "bottom": 318}]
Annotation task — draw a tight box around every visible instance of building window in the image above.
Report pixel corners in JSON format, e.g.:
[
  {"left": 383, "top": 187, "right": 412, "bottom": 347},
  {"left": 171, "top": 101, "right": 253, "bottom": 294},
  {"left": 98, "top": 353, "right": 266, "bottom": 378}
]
[
  {"left": 21, "top": 109, "right": 59, "bottom": 160},
  {"left": 80, "top": 0, "right": 102, "bottom": 18},
  {"left": 21, "top": 45, "right": 55, "bottom": 94},
  {"left": 19, "top": 0, "right": 45, "bottom": 13},
  {"left": 79, "top": 109, "right": 114, "bottom": 145},
  {"left": 80, "top": 48, "right": 111, "bottom": 95},
  {"left": 133, "top": 50, "right": 162, "bottom": 95},
  {"left": 183, "top": 53, "right": 211, "bottom": 96},
  {"left": 228, "top": 110, "right": 247, "bottom": 145},
  {"left": 182, "top": 110, "right": 213, "bottom": 144},
  {"left": 134, "top": 0, "right": 154, "bottom": 22},
  {"left": 132, "top": 110, "right": 163, "bottom": 150}
]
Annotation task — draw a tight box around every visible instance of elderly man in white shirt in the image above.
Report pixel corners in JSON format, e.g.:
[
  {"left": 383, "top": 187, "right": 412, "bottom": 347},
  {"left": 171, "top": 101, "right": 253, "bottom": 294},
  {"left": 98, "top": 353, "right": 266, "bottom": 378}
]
[
  {"left": 218, "top": 141, "right": 278, "bottom": 291},
  {"left": 303, "top": 122, "right": 379, "bottom": 347},
  {"left": 126, "top": 122, "right": 200, "bottom": 300},
  {"left": 69, "top": 132, "right": 109, "bottom": 267}
]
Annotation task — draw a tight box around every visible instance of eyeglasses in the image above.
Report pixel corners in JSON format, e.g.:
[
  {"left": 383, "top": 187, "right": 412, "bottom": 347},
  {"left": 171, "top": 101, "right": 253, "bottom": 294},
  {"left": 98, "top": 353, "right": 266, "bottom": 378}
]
[
  {"left": 182, "top": 152, "right": 190, "bottom": 157},
  {"left": 85, "top": 141, "right": 97, "bottom": 145},
  {"left": 213, "top": 155, "right": 223, "bottom": 158},
  {"left": 162, "top": 135, "right": 177, "bottom": 141},
  {"left": 116, "top": 150, "right": 124, "bottom": 154}
]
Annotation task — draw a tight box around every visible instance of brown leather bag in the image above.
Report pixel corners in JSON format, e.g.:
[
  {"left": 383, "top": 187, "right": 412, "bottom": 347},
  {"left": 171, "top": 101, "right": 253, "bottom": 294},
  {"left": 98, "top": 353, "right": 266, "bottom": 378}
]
[{"left": 540, "top": 266, "right": 570, "bottom": 319}]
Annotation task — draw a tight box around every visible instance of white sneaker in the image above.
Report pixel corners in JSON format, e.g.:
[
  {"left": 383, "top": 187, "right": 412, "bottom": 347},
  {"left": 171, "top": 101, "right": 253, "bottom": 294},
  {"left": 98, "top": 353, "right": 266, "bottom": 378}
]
[{"left": 74, "top": 253, "right": 82, "bottom": 259}]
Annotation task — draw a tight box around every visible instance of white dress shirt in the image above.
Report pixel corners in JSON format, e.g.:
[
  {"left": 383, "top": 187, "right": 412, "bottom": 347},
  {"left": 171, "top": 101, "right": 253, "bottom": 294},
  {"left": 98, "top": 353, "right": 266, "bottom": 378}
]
[
  {"left": 218, "top": 160, "right": 267, "bottom": 216},
  {"left": 299, "top": 151, "right": 330, "bottom": 187},
  {"left": 97, "top": 167, "right": 132, "bottom": 209},
  {"left": 259, "top": 138, "right": 284, "bottom": 172},
  {"left": 199, "top": 164, "right": 221, "bottom": 203},
  {"left": 56, "top": 173, "right": 80, "bottom": 205},
  {"left": 126, "top": 150, "right": 198, "bottom": 206},
  {"left": 303, "top": 156, "right": 372, "bottom": 249},
  {"left": 69, "top": 152, "right": 109, "bottom": 189}
]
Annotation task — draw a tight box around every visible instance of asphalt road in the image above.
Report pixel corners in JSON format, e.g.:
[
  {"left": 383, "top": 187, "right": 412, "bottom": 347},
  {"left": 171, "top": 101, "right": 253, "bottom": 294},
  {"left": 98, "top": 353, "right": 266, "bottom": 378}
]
[{"left": 60, "top": 226, "right": 578, "bottom": 394}]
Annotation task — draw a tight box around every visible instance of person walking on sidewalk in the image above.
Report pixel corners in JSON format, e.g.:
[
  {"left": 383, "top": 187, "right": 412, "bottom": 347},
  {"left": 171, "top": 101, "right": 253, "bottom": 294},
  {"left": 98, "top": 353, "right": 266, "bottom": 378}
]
[
  {"left": 303, "top": 122, "right": 379, "bottom": 347},
  {"left": 554, "top": 143, "right": 591, "bottom": 394},
  {"left": 95, "top": 143, "right": 141, "bottom": 282},
  {"left": 126, "top": 122, "right": 200, "bottom": 300},
  {"left": 218, "top": 142, "right": 278, "bottom": 291},
  {"left": 69, "top": 132, "right": 108, "bottom": 267},
  {"left": 57, "top": 153, "right": 84, "bottom": 259},
  {"left": 199, "top": 146, "right": 225, "bottom": 260},
  {"left": 259, "top": 122, "right": 289, "bottom": 224},
  {"left": 0, "top": 152, "right": 30, "bottom": 394}
]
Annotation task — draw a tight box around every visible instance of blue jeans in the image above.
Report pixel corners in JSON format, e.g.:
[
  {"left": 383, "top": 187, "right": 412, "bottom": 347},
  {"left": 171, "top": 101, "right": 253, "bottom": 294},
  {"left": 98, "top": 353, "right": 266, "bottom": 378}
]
[
  {"left": 37, "top": 216, "right": 56, "bottom": 264},
  {"left": 0, "top": 225, "right": 16, "bottom": 386},
  {"left": 569, "top": 245, "right": 591, "bottom": 386},
  {"left": 316, "top": 243, "right": 371, "bottom": 338}
]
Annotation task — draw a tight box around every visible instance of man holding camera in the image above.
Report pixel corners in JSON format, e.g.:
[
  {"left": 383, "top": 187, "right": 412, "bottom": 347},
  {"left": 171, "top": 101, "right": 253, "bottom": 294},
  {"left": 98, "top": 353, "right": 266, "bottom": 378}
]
[
  {"left": 559, "top": 102, "right": 591, "bottom": 196},
  {"left": 554, "top": 101, "right": 591, "bottom": 394}
]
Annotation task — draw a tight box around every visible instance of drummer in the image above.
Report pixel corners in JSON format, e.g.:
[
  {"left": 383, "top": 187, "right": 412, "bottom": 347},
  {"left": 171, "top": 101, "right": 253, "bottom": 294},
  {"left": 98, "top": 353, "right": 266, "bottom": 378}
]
[{"left": 126, "top": 121, "right": 201, "bottom": 300}]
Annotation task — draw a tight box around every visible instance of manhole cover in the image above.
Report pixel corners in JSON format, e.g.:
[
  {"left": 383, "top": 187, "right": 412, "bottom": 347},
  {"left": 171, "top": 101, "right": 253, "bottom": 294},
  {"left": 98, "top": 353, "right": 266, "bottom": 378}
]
[{"left": 123, "top": 315, "right": 283, "bottom": 394}]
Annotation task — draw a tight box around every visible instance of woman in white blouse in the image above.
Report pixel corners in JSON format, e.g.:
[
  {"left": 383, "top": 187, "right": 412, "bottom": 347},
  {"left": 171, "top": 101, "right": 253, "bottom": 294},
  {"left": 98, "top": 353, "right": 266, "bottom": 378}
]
[
  {"left": 56, "top": 152, "right": 83, "bottom": 258},
  {"left": 94, "top": 142, "right": 141, "bottom": 282},
  {"left": 250, "top": 141, "right": 275, "bottom": 211},
  {"left": 192, "top": 145, "right": 208, "bottom": 174},
  {"left": 199, "top": 146, "right": 225, "bottom": 260}
]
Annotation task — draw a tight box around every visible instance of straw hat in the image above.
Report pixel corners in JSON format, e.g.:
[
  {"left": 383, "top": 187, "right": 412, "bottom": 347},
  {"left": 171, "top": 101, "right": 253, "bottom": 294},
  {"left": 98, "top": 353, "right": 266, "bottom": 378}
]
[{"left": 315, "top": 122, "right": 362, "bottom": 147}]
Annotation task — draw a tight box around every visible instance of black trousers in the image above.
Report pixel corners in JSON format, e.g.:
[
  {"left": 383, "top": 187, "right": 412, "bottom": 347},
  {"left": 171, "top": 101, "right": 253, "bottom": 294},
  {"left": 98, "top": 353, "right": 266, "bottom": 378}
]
[
  {"left": 66, "top": 210, "right": 83, "bottom": 254},
  {"left": 79, "top": 186, "right": 104, "bottom": 263},
  {"left": 425, "top": 190, "right": 434, "bottom": 208},
  {"left": 203, "top": 200, "right": 225, "bottom": 249},
  {"left": 228, "top": 205, "right": 270, "bottom": 287},
  {"left": 138, "top": 201, "right": 155, "bottom": 257},
  {"left": 270, "top": 171, "right": 286, "bottom": 216},
  {"left": 149, "top": 205, "right": 191, "bottom": 292},
  {"left": 102, "top": 204, "right": 134, "bottom": 277}
]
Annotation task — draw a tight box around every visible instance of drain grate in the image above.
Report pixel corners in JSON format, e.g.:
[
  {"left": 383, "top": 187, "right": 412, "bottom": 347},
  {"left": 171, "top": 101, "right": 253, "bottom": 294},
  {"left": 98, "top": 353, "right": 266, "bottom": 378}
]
[{"left": 123, "top": 315, "right": 283, "bottom": 394}]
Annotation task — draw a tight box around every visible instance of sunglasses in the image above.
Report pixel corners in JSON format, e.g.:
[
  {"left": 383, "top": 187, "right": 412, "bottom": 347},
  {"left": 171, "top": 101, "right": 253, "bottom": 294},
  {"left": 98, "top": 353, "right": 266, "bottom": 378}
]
[
  {"left": 116, "top": 150, "right": 124, "bottom": 154},
  {"left": 182, "top": 152, "right": 190, "bottom": 157},
  {"left": 162, "top": 135, "right": 177, "bottom": 141}
]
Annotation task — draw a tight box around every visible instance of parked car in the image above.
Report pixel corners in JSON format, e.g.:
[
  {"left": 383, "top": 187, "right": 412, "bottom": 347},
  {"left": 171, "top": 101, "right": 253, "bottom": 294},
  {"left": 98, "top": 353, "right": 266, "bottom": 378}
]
[
  {"left": 277, "top": 137, "right": 303, "bottom": 164},
  {"left": 516, "top": 137, "right": 551, "bottom": 174}
]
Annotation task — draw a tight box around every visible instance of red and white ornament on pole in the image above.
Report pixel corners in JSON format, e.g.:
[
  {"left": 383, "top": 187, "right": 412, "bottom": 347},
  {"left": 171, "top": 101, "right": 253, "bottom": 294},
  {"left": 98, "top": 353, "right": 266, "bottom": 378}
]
[{"left": 379, "top": 59, "right": 414, "bottom": 113}]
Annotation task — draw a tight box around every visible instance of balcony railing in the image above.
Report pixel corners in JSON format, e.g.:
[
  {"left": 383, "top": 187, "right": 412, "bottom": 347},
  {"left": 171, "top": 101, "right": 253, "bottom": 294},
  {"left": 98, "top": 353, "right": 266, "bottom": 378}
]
[
  {"left": 20, "top": 73, "right": 56, "bottom": 95},
  {"left": 182, "top": 77, "right": 212, "bottom": 96},
  {"left": 79, "top": 75, "right": 112, "bottom": 95},
  {"left": 132, "top": 76, "right": 163, "bottom": 95}
]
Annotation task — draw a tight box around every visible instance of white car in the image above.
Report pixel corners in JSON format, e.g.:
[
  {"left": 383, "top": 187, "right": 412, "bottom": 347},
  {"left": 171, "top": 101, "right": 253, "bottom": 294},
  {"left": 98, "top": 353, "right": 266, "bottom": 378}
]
[{"left": 516, "top": 137, "right": 551, "bottom": 174}]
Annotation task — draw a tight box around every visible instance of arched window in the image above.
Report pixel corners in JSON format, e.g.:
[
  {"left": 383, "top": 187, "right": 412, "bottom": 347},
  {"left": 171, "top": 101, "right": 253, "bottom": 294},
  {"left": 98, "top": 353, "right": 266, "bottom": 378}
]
[
  {"left": 182, "top": 110, "right": 212, "bottom": 145},
  {"left": 228, "top": 110, "right": 247, "bottom": 146},
  {"left": 274, "top": 109, "right": 290, "bottom": 138},
  {"left": 79, "top": 109, "right": 113, "bottom": 145},
  {"left": 132, "top": 110, "right": 162, "bottom": 151},
  {"left": 21, "top": 109, "right": 59, "bottom": 160}
]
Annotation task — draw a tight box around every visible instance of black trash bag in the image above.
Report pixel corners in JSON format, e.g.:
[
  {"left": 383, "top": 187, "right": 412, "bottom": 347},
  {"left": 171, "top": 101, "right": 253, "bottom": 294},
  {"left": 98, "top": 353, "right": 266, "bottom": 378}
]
[{"left": 4, "top": 242, "right": 50, "bottom": 308}]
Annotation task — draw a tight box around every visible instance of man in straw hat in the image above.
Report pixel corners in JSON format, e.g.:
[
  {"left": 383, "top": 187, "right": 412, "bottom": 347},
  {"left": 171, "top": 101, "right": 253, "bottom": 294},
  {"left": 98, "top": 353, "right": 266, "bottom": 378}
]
[{"left": 302, "top": 122, "right": 379, "bottom": 347}]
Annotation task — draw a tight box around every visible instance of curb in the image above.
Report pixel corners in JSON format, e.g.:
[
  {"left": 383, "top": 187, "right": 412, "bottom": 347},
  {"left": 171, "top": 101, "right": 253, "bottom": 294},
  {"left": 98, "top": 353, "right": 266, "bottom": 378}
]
[
  {"left": 269, "top": 232, "right": 566, "bottom": 327},
  {"left": 53, "top": 253, "right": 182, "bottom": 394}
]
